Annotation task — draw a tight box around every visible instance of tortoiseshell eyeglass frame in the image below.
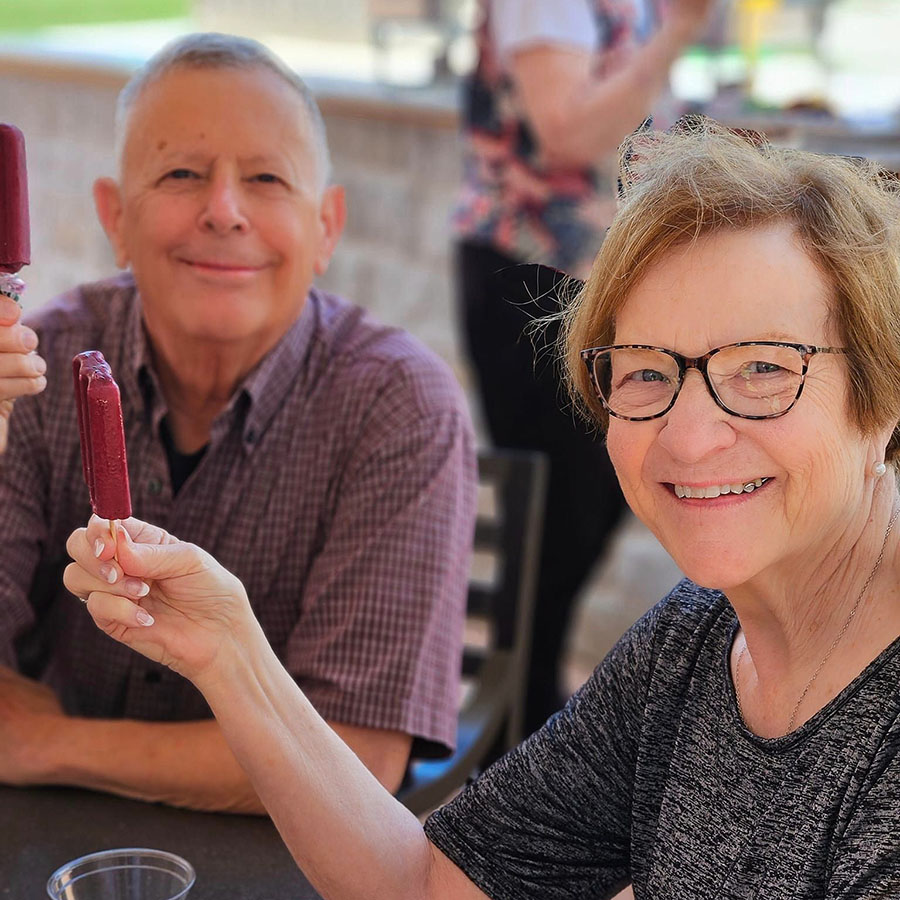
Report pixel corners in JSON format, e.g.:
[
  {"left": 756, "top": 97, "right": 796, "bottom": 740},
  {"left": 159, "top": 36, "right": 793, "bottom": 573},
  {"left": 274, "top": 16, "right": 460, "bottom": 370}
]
[{"left": 579, "top": 341, "right": 847, "bottom": 422}]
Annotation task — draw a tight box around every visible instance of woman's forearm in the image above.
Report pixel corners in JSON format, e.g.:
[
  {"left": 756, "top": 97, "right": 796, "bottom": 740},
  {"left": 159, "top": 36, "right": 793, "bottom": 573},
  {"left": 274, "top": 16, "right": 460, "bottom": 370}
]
[
  {"left": 67, "top": 514, "right": 480, "bottom": 898},
  {"left": 196, "top": 618, "right": 436, "bottom": 900}
]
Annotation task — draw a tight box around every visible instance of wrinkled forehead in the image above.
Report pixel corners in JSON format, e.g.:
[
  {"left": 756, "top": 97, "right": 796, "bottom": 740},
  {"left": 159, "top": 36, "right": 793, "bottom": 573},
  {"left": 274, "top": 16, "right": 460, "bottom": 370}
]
[
  {"left": 117, "top": 64, "right": 326, "bottom": 186},
  {"left": 611, "top": 224, "right": 837, "bottom": 351}
]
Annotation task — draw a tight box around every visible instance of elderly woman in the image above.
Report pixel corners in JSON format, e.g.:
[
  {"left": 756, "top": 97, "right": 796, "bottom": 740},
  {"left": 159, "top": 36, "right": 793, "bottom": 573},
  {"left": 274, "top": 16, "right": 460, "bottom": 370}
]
[{"left": 65, "top": 123, "right": 900, "bottom": 898}]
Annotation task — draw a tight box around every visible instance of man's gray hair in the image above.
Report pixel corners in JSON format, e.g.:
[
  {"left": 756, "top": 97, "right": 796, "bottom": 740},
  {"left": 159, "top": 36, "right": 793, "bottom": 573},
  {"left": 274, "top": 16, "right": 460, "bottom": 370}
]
[{"left": 114, "top": 32, "right": 332, "bottom": 189}]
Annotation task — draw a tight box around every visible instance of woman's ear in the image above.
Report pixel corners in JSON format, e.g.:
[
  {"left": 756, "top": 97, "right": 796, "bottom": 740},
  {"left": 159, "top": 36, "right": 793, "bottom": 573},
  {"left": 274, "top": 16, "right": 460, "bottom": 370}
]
[{"left": 873, "top": 419, "right": 899, "bottom": 470}]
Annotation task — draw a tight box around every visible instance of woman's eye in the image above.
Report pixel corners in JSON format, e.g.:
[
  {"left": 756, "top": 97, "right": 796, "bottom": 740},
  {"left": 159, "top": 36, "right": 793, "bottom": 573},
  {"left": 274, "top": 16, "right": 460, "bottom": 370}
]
[
  {"left": 626, "top": 369, "right": 668, "bottom": 383},
  {"left": 741, "top": 361, "right": 783, "bottom": 377},
  {"left": 165, "top": 169, "right": 198, "bottom": 180},
  {"left": 252, "top": 173, "right": 282, "bottom": 184}
]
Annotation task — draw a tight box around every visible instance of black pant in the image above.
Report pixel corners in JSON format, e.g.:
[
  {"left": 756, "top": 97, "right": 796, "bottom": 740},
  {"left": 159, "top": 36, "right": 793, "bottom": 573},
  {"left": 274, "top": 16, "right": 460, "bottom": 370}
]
[{"left": 457, "top": 240, "right": 628, "bottom": 736}]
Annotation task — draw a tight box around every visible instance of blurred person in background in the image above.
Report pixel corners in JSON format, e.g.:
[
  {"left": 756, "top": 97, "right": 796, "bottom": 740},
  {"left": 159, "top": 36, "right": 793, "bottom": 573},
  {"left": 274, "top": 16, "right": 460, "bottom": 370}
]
[{"left": 455, "top": 0, "right": 717, "bottom": 734}]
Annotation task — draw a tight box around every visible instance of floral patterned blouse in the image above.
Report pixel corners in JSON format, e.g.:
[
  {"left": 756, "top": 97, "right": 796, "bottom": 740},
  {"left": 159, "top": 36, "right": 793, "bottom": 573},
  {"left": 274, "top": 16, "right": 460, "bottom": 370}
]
[{"left": 454, "top": 0, "right": 658, "bottom": 277}]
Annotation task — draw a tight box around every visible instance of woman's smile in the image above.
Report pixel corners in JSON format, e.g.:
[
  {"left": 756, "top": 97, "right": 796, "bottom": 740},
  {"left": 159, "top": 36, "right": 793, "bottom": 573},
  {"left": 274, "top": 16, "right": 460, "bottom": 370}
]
[{"left": 669, "top": 476, "right": 772, "bottom": 500}]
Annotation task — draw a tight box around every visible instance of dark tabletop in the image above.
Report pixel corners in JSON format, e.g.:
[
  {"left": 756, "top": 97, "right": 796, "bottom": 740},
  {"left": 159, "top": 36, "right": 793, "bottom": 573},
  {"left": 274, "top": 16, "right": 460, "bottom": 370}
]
[{"left": 0, "top": 784, "right": 322, "bottom": 899}]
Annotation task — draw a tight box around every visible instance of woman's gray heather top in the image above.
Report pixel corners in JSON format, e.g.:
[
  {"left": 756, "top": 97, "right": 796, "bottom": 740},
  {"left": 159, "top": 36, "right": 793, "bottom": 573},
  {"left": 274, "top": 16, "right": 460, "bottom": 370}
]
[{"left": 425, "top": 579, "right": 900, "bottom": 899}]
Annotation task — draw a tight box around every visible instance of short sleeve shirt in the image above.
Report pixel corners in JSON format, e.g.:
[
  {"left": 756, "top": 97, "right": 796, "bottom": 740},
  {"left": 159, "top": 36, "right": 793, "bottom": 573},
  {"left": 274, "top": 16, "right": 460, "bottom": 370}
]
[
  {"left": 490, "top": 0, "right": 597, "bottom": 60},
  {"left": 426, "top": 579, "right": 900, "bottom": 896},
  {"left": 1, "top": 275, "right": 477, "bottom": 758}
]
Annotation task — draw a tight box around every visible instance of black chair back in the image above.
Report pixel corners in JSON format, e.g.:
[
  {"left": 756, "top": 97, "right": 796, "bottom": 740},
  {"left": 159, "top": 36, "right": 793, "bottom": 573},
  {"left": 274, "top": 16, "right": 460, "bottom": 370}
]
[{"left": 398, "top": 448, "right": 548, "bottom": 815}]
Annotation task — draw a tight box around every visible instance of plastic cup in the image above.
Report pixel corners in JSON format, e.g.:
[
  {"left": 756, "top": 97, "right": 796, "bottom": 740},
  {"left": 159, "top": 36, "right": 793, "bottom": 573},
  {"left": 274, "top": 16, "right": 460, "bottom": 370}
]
[{"left": 46, "top": 848, "right": 195, "bottom": 900}]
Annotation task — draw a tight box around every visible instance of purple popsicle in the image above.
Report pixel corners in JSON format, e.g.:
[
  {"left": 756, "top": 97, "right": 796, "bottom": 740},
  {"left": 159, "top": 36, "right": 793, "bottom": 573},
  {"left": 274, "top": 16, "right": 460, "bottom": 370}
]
[
  {"left": 0, "top": 124, "right": 30, "bottom": 281},
  {"left": 73, "top": 351, "right": 132, "bottom": 521}
]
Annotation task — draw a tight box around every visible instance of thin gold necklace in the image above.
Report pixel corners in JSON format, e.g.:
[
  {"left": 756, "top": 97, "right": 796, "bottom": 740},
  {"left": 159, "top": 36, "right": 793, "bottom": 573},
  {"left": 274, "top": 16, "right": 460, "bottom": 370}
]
[{"left": 735, "top": 504, "right": 900, "bottom": 732}]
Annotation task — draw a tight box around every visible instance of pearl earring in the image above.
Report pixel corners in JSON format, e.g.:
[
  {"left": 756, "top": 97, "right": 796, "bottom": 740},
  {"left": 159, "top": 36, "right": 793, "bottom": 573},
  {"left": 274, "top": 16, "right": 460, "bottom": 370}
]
[{"left": 874, "top": 461, "right": 887, "bottom": 477}]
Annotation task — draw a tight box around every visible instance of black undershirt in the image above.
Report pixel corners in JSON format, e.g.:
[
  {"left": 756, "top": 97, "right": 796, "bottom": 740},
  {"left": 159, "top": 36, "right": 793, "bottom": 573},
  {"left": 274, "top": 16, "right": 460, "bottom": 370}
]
[{"left": 159, "top": 416, "right": 208, "bottom": 495}]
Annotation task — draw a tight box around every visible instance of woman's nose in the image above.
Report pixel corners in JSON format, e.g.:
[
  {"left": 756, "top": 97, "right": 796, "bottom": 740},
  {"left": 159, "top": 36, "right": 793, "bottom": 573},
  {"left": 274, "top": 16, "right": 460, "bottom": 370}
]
[
  {"left": 200, "top": 176, "right": 249, "bottom": 234},
  {"left": 656, "top": 370, "right": 737, "bottom": 462}
]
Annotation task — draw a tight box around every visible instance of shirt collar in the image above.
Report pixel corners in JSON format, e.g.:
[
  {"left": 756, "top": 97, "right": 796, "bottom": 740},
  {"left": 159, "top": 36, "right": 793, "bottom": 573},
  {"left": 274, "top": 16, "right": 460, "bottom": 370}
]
[
  {"left": 117, "top": 286, "right": 162, "bottom": 429},
  {"left": 240, "top": 290, "right": 318, "bottom": 451}
]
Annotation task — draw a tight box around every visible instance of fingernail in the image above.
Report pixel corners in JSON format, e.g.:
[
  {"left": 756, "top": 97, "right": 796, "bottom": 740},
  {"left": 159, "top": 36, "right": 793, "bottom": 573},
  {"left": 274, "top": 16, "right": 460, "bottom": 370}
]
[
  {"left": 22, "top": 329, "right": 37, "bottom": 350},
  {"left": 99, "top": 563, "right": 118, "bottom": 584},
  {"left": 136, "top": 609, "right": 154, "bottom": 627},
  {"left": 125, "top": 578, "right": 150, "bottom": 598},
  {"left": 94, "top": 539, "right": 105, "bottom": 558}
]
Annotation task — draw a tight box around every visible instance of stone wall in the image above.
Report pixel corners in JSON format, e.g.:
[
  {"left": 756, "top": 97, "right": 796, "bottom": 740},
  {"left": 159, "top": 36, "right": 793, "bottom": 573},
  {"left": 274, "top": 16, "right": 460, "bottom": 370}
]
[{"left": 317, "top": 102, "right": 464, "bottom": 375}]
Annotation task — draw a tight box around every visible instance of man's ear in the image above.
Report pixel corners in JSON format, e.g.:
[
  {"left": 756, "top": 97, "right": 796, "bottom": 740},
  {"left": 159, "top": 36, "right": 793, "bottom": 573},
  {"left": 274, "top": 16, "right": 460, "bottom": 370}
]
[
  {"left": 312, "top": 184, "right": 346, "bottom": 277},
  {"left": 93, "top": 177, "right": 129, "bottom": 269}
]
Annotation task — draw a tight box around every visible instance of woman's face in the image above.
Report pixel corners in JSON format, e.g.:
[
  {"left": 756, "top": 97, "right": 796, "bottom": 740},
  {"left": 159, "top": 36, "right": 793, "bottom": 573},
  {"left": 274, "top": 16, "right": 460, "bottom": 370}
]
[{"left": 606, "top": 223, "right": 882, "bottom": 590}]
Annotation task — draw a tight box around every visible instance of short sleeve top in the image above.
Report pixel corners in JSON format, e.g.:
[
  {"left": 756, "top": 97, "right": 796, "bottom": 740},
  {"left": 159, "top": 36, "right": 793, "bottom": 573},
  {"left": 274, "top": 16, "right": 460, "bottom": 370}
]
[{"left": 426, "top": 579, "right": 900, "bottom": 897}]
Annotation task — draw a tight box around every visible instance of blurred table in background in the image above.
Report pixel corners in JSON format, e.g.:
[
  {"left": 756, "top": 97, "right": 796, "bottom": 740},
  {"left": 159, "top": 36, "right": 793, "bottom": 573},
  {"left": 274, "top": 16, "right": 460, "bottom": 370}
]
[
  {"left": 0, "top": 784, "right": 321, "bottom": 899},
  {"left": 726, "top": 111, "right": 900, "bottom": 173}
]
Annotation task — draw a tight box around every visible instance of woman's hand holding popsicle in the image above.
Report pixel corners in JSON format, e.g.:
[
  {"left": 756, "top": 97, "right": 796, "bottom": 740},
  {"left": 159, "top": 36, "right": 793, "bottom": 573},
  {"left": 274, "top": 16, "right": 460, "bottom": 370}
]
[{"left": 64, "top": 517, "right": 256, "bottom": 685}]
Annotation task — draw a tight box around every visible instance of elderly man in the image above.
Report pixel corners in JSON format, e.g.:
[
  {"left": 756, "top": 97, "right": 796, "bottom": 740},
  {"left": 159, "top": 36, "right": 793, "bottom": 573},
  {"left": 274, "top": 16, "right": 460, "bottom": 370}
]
[{"left": 0, "top": 33, "right": 476, "bottom": 813}]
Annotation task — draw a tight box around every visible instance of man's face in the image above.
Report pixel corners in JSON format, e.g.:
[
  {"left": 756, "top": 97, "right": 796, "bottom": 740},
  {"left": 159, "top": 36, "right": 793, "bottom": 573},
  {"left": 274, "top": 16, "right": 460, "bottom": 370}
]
[{"left": 96, "top": 65, "right": 343, "bottom": 352}]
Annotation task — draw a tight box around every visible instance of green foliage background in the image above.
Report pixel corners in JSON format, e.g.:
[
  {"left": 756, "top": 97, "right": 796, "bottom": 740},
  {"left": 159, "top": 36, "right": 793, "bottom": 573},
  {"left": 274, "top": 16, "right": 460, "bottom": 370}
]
[{"left": 0, "top": 0, "right": 188, "bottom": 31}]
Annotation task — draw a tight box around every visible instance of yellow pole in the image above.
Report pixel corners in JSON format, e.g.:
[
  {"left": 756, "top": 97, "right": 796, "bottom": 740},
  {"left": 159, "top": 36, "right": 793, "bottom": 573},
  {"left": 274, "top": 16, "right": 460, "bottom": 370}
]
[{"left": 737, "top": 0, "right": 781, "bottom": 93}]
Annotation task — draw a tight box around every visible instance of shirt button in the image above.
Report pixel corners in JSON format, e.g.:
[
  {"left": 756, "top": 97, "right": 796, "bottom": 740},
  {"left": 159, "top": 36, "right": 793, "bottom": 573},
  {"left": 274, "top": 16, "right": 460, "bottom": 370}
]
[
  {"left": 148, "top": 477, "right": 163, "bottom": 496},
  {"left": 246, "top": 429, "right": 257, "bottom": 444}
]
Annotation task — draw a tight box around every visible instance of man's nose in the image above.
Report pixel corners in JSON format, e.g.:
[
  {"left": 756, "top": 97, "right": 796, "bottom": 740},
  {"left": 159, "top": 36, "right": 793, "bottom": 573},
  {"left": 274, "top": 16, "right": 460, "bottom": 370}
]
[
  {"left": 656, "top": 369, "right": 736, "bottom": 463},
  {"left": 200, "top": 175, "right": 249, "bottom": 234}
]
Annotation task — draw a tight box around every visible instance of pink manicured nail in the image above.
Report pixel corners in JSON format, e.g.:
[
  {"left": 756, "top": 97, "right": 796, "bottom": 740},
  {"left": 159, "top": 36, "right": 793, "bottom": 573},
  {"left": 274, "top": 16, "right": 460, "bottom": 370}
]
[
  {"left": 136, "top": 609, "right": 154, "bottom": 627},
  {"left": 99, "top": 563, "right": 118, "bottom": 584},
  {"left": 94, "top": 539, "right": 105, "bottom": 558},
  {"left": 125, "top": 578, "right": 150, "bottom": 598}
]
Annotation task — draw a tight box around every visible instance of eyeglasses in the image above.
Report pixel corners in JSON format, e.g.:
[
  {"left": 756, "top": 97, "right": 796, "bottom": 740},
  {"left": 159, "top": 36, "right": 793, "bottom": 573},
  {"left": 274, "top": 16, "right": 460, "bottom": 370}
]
[{"left": 580, "top": 341, "right": 846, "bottom": 421}]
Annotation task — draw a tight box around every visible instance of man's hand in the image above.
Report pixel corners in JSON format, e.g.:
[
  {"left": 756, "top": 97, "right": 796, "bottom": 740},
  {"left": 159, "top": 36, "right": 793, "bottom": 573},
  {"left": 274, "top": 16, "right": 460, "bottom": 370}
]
[
  {"left": 0, "top": 665, "right": 65, "bottom": 785},
  {"left": 0, "top": 296, "right": 47, "bottom": 452}
]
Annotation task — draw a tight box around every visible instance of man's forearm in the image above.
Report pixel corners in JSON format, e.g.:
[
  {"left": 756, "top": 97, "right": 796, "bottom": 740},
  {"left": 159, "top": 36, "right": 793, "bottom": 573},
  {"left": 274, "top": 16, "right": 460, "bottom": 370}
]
[{"left": 35, "top": 716, "right": 267, "bottom": 813}]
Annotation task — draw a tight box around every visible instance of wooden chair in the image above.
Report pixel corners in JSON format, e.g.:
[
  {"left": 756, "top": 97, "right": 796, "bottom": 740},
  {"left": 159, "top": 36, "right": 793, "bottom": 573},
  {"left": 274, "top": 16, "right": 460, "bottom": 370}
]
[{"left": 398, "top": 448, "right": 548, "bottom": 815}]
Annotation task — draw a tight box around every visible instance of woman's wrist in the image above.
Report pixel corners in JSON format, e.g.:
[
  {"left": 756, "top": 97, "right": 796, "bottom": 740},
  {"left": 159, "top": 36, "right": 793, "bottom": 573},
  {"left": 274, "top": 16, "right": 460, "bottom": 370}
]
[{"left": 191, "top": 604, "right": 272, "bottom": 699}]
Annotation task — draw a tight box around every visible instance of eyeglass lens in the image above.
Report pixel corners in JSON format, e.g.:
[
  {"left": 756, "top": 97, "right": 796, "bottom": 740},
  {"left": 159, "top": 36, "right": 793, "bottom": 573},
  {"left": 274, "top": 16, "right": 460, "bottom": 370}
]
[{"left": 594, "top": 344, "right": 806, "bottom": 418}]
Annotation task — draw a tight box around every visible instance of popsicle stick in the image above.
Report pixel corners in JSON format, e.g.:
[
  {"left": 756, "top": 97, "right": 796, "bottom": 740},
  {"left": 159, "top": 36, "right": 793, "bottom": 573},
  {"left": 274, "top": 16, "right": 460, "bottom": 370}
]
[{"left": 110, "top": 518, "right": 118, "bottom": 561}]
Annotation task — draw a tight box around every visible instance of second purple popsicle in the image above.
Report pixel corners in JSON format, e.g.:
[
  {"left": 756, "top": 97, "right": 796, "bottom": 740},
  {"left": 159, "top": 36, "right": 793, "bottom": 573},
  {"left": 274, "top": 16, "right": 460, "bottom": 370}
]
[{"left": 73, "top": 351, "right": 132, "bottom": 520}]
